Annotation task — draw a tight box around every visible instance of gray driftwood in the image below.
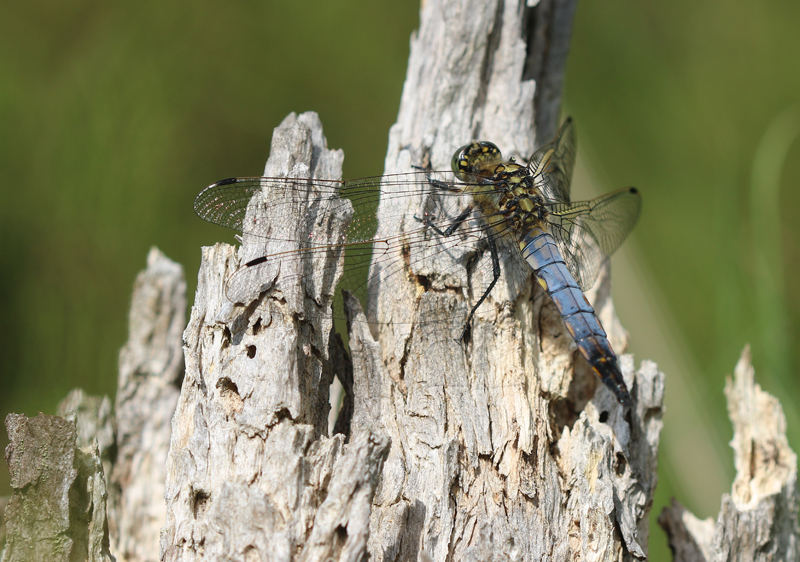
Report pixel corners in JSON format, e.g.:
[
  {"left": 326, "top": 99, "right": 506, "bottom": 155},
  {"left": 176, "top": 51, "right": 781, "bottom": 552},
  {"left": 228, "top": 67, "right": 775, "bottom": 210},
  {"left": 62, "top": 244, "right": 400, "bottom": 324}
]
[
  {"left": 160, "top": 112, "right": 391, "bottom": 561},
  {"left": 659, "top": 346, "right": 800, "bottom": 562}
]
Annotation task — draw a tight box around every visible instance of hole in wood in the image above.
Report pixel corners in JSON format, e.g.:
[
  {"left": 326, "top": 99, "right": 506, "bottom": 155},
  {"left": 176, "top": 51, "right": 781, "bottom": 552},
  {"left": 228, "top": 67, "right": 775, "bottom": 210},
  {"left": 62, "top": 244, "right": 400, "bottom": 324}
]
[
  {"left": 192, "top": 489, "right": 211, "bottom": 519},
  {"left": 615, "top": 452, "right": 627, "bottom": 476}
]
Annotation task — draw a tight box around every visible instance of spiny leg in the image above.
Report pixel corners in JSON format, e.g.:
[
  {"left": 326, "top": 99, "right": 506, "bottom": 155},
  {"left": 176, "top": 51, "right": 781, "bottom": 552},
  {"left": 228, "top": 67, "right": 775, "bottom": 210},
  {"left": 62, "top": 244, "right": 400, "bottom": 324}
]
[
  {"left": 458, "top": 234, "right": 500, "bottom": 341},
  {"left": 415, "top": 202, "right": 474, "bottom": 237},
  {"left": 417, "top": 171, "right": 501, "bottom": 341}
]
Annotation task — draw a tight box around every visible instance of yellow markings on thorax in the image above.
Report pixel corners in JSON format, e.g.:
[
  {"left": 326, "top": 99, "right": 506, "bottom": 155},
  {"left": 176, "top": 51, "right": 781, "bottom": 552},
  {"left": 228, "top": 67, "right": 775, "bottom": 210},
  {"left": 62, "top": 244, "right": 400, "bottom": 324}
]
[{"left": 452, "top": 140, "right": 548, "bottom": 240}]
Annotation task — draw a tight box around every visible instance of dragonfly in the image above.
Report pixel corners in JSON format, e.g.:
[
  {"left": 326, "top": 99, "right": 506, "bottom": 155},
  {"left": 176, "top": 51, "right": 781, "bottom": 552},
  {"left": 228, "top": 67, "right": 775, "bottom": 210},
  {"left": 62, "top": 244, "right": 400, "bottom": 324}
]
[{"left": 194, "top": 118, "right": 641, "bottom": 407}]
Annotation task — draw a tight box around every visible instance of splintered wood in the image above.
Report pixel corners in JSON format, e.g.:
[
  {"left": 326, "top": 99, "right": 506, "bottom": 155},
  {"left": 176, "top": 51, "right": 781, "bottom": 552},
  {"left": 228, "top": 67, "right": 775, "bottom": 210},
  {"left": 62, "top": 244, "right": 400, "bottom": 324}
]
[{"left": 659, "top": 347, "right": 799, "bottom": 562}]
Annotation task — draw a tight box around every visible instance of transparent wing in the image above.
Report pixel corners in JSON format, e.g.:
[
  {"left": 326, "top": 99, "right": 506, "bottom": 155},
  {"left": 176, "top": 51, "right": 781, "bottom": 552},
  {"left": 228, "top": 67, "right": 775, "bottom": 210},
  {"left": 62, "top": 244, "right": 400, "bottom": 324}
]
[
  {"left": 194, "top": 176, "right": 347, "bottom": 233},
  {"left": 194, "top": 172, "right": 506, "bottom": 328},
  {"left": 545, "top": 186, "right": 642, "bottom": 291},
  {"left": 528, "top": 117, "right": 576, "bottom": 203}
]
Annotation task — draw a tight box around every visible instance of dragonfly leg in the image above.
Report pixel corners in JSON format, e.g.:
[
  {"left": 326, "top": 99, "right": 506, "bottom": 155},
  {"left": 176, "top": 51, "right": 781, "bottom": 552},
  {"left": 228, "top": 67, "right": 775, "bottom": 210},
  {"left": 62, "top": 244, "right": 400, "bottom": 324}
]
[
  {"left": 415, "top": 202, "right": 474, "bottom": 237},
  {"left": 412, "top": 164, "right": 463, "bottom": 193},
  {"left": 458, "top": 234, "right": 500, "bottom": 342},
  {"left": 414, "top": 202, "right": 499, "bottom": 341}
]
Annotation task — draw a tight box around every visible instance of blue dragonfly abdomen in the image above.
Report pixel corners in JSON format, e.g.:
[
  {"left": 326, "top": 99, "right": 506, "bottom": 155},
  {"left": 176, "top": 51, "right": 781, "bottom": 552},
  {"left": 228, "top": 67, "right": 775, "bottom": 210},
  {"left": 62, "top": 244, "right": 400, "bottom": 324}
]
[{"left": 520, "top": 228, "right": 631, "bottom": 407}]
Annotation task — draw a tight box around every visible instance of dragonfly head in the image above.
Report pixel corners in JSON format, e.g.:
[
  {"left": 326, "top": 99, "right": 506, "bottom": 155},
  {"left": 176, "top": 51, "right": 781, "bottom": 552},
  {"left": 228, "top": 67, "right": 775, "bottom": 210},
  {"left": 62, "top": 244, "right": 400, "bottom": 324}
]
[{"left": 451, "top": 141, "right": 503, "bottom": 183}]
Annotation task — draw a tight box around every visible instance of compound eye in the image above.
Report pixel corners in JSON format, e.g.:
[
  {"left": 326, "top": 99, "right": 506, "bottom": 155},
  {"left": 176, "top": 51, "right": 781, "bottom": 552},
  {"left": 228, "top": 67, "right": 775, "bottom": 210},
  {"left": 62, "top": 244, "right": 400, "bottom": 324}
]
[
  {"left": 451, "top": 143, "right": 473, "bottom": 179},
  {"left": 451, "top": 141, "right": 503, "bottom": 181},
  {"left": 477, "top": 141, "right": 500, "bottom": 153},
  {"left": 451, "top": 141, "right": 503, "bottom": 182}
]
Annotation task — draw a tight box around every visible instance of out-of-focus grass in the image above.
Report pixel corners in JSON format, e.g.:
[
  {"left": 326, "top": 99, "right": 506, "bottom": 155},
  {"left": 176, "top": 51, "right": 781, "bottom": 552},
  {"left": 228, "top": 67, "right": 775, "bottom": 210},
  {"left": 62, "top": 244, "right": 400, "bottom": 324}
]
[
  {"left": 2, "top": 1, "right": 799, "bottom": 561},
  {"left": 749, "top": 107, "right": 800, "bottom": 438},
  {"left": 566, "top": 0, "right": 800, "bottom": 559}
]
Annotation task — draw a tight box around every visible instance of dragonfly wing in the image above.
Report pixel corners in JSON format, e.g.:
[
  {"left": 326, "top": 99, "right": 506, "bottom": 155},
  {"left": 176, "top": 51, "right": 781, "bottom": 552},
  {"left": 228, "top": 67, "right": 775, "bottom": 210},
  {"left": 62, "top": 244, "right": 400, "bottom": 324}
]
[
  {"left": 196, "top": 176, "right": 355, "bottom": 307},
  {"left": 546, "top": 186, "right": 642, "bottom": 291},
  {"left": 367, "top": 190, "right": 485, "bottom": 321},
  {"left": 529, "top": 117, "right": 576, "bottom": 203},
  {"left": 226, "top": 257, "right": 281, "bottom": 305},
  {"left": 193, "top": 171, "right": 490, "bottom": 326},
  {"left": 194, "top": 176, "right": 354, "bottom": 232},
  {"left": 194, "top": 177, "right": 265, "bottom": 232}
]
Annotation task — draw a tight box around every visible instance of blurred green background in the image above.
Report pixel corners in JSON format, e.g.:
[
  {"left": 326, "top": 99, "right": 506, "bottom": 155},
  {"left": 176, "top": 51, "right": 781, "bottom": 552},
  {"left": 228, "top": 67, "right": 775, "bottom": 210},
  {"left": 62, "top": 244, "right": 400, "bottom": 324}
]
[{"left": 1, "top": 1, "right": 798, "bottom": 559}]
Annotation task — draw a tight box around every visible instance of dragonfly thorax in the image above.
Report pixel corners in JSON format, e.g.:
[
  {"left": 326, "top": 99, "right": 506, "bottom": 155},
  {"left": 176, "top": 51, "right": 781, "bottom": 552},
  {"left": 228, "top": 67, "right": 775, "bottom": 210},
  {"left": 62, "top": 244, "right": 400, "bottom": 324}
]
[
  {"left": 451, "top": 141, "right": 549, "bottom": 237},
  {"left": 486, "top": 163, "right": 549, "bottom": 236}
]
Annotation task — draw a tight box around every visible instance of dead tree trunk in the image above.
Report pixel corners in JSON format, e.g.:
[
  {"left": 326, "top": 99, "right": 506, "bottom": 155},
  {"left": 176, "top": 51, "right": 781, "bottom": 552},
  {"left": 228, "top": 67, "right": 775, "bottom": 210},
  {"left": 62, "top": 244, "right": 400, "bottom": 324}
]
[
  {"left": 347, "top": 0, "right": 662, "bottom": 560},
  {"left": 160, "top": 111, "right": 391, "bottom": 562},
  {"left": 162, "top": 1, "right": 664, "bottom": 560},
  {"left": 2, "top": 247, "right": 185, "bottom": 562},
  {"left": 110, "top": 248, "right": 186, "bottom": 561}
]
